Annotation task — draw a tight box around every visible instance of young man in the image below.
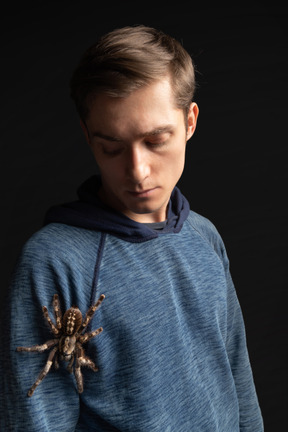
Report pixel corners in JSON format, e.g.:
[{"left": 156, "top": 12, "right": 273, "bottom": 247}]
[{"left": 0, "top": 26, "right": 263, "bottom": 431}]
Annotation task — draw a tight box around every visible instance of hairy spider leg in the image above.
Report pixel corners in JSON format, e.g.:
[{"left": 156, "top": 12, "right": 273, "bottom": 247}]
[
  {"left": 74, "top": 345, "right": 84, "bottom": 393},
  {"left": 78, "top": 327, "right": 103, "bottom": 345},
  {"left": 80, "top": 294, "right": 105, "bottom": 332},
  {"left": 52, "top": 294, "right": 62, "bottom": 331},
  {"left": 66, "top": 354, "right": 75, "bottom": 373},
  {"left": 43, "top": 305, "right": 61, "bottom": 336},
  {"left": 74, "top": 344, "right": 98, "bottom": 393},
  {"left": 78, "top": 355, "right": 98, "bottom": 372},
  {"left": 27, "top": 345, "right": 58, "bottom": 397},
  {"left": 54, "top": 352, "right": 60, "bottom": 370},
  {"left": 17, "top": 339, "right": 59, "bottom": 353}
]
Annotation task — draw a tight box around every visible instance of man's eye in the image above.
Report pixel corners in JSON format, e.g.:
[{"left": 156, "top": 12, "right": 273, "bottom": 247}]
[
  {"left": 146, "top": 140, "right": 167, "bottom": 149},
  {"left": 102, "top": 146, "right": 123, "bottom": 156}
]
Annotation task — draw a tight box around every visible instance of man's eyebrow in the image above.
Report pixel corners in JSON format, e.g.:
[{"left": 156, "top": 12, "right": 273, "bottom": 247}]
[
  {"left": 91, "top": 125, "right": 174, "bottom": 142},
  {"left": 139, "top": 125, "right": 174, "bottom": 137}
]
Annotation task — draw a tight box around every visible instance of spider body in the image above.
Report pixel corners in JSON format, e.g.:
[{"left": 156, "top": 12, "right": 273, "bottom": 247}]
[{"left": 17, "top": 293, "right": 105, "bottom": 397}]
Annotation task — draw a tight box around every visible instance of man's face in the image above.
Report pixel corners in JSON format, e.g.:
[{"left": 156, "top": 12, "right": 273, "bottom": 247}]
[{"left": 82, "top": 78, "right": 198, "bottom": 223}]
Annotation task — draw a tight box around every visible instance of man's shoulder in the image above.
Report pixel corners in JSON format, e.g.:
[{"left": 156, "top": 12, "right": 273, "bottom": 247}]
[
  {"left": 187, "top": 210, "right": 219, "bottom": 235},
  {"left": 186, "top": 210, "right": 224, "bottom": 250},
  {"left": 21, "top": 223, "right": 101, "bottom": 261}
]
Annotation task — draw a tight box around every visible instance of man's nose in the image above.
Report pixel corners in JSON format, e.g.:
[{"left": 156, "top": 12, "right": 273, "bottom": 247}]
[{"left": 126, "top": 144, "right": 150, "bottom": 184}]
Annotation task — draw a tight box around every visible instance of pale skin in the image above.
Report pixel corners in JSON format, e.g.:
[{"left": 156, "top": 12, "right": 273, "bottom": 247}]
[{"left": 81, "top": 77, "right": 199, "bottom": 223}]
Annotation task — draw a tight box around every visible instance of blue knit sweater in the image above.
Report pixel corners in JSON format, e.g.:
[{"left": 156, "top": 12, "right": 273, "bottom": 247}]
[{"left": 0, "top": 177, "right": 263, "bottom": 431}]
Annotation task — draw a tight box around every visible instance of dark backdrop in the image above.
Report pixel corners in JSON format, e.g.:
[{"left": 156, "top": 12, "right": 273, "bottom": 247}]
[{"left": 1, "top": 4, "right": 287, "bottom": 430}]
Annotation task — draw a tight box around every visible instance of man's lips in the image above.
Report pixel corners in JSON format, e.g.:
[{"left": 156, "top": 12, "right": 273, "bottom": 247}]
[{"left": 127, "top": 187, "right": 157, "bottom": 197}]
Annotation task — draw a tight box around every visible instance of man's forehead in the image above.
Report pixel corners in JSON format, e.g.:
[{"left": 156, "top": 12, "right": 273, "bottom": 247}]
[
  {"left": 87, "top": 77, "right": 174, "bottom": 112},
  {"left": 84, "top": 78, "right": 184, "bottom": 139}
]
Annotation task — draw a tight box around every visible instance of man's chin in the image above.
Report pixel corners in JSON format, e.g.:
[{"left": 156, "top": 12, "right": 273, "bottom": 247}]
[{"left": 123, "top": 202, "right": 168, "bottom": 223}]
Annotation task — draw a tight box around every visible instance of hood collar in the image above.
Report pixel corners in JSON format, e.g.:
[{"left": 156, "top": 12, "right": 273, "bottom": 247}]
[{"left": 44, "top": 176, "right": 190, "bottom": 243}]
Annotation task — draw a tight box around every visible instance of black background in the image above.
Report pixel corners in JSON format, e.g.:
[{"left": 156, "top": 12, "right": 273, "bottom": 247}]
[{"left": 1, "top": 3, "right": 287, "bottom": 430}]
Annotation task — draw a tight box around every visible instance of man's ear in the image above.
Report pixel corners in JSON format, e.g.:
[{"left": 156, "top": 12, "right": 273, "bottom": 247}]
[
  {"left": 186, "top": 102, "right": 199, "bottom": 141},
  {"left": 80, "top": 119, "right": 91, "bottom": 145}
]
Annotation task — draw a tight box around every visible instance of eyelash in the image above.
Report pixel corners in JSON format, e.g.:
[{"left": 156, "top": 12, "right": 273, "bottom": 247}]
[
  {"left": 145, "top": 140, "right": 169, "bottom": 151},
  {"left": 102, "top": 147, "right": 123, "bottom": 156},
  {"left": 101, "top": 140, "right": 168, "bottom": 157}
]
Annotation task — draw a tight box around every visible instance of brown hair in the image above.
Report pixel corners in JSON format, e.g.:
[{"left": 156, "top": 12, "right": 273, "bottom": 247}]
[{"left": 70, "top": 25, "right": 196, "bottom": 121}]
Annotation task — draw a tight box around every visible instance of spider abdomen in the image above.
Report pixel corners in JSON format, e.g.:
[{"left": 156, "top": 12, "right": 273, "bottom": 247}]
[{"left": 63, "top": 307, "right": 82, "bottom": 335}]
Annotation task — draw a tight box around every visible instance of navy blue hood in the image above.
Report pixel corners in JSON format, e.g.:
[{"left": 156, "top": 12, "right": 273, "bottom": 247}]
[{"left": 44, "top": 176, "right": 190, "bottom": 242}]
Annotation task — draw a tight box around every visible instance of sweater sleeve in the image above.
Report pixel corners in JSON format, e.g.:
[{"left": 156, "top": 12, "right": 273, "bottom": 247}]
[
  {"left": 0, "top": 235, "right": 80, "bottom": 432},
  {"left": 219, "top": 239, "right": 264, "bottom": 431},
  {"left": 187, "top": 212, "right": 264, "bottom": 430}
]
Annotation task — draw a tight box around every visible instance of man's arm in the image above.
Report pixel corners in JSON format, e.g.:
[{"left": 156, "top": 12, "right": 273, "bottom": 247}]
[
  {"left": 0, "top": 236, "right": 80, "bottom": 432},
  {"left": 188, "top": 211, "right": 264, "bottom": 430},
  {"left": 223, "top": 247, "right": 264, "bottom": 431}
]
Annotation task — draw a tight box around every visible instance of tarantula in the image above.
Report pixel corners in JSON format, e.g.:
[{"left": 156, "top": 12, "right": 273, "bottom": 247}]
[{"left": 17, "top": 293, "right": 105, "bottom": 397}]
